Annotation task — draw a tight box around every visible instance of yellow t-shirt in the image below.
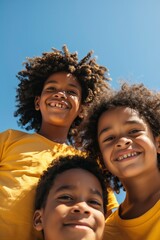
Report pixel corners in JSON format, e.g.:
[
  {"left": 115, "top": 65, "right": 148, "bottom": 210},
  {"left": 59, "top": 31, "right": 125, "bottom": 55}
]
[
  {"left": 0, "top": 129, "right": 118, "bottom": 240},
  {"left": 103, "top": 200, "right": 160, "bottom": 240}
]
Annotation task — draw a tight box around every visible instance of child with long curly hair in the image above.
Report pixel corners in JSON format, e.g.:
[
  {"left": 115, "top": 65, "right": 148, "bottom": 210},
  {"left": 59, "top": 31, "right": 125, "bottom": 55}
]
[{"left": 78, "top": 83, "right": 160, "bottom": 240}]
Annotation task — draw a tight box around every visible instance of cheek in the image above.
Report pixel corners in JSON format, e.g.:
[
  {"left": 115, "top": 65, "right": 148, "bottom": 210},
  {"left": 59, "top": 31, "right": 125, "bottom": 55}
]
[
  {"left": 101, "top": 150, "right": 116, "bottom": 174},
  {"left": 137, "top": 135, "right": 156, "bottom": 151},
  {"left": 102, "top": 156, "right": 111, "bottom": 170},
  {"left": 71, "top": 95, "right": 81, "bottom": 104},
  {"left": 99, "top": 145, "right": 111, "bottom": 164},
  {"left": 95, "top": 212, "right": 105, "bottom": 237},
  {"left": 43, "top": 205, "right": 67, "bottom": 222},
  {"left": 98, "top": 141, "right": 105, "bottom": 154},
  {"left": 97, "top": 211, "right": 105, "bottom": 224},
  {"left": 38, "top": 97, "right": 46, "bottom": 109}
]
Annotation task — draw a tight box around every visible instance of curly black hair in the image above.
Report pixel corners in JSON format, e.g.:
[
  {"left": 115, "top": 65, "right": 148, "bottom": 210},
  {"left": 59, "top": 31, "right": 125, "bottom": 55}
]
[
  {"left": 14, "top": 45, "right": 111, "bottom": 142},
  {"left": 34, "top": 155, "right": 108, "bottom": 215},
  {"left": 77, "top": 83, "right": 160, "bottom": 193}
]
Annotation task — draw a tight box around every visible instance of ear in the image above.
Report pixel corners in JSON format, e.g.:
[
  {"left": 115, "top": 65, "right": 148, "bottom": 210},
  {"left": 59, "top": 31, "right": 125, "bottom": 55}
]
[
  {"left": 34, "top": 96, "right": 40, "bottom": 111},
  {"left": 33, "top": 210, "right": 43, "bottom": 231},
  {"left": 78, "top": 106, "right": 84, "bottom": 119},
  {"left": 155, "top": 135, "right": 160, "bottom": 154}
]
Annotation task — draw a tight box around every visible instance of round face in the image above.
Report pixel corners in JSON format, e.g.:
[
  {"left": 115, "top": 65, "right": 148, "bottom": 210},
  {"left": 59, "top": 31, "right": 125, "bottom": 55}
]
[
  {"left": 98, "top": 106, "right": 159, "bottom": 180},
  {"left": 35, "top": 72, "right": 82, "bottom": 129},
  {"left": 34, "top": 168, "right": 105, "bottom": 240}
]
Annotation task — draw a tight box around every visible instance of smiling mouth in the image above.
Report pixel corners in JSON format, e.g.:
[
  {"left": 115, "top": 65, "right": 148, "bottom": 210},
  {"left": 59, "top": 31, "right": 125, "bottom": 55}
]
[
  {"left": 64, "top": 223, "right": 93, "bottom": 230},
  {"left": 116, "top": 152, "right": 141, "bottom": 161},
  {"left": 48, "top": 102, "right": 69, "bottom": 109}
]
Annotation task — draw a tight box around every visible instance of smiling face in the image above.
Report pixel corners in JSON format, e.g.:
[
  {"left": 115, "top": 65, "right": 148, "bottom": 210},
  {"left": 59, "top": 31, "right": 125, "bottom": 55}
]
[
  {"left": 98, "top": 107, "right": 160, "bottom": 180},
  {"left": 35, "top": 72, "right": 82, "bottom": 129},
  {"left": 33, "top": 168, "right": 105, "bottom": 240}
]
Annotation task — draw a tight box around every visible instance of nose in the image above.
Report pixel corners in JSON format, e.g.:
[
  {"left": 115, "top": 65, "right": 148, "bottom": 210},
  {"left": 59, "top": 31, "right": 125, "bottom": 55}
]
[
  {"left": 116, "top": 137, "right": 132, "bottom": 148},
  {"left": 71, "top": 202, "right": 91, "bottom": 215},
  {"left": 53, "top": 89, "right": 67, "bottom": 99}
]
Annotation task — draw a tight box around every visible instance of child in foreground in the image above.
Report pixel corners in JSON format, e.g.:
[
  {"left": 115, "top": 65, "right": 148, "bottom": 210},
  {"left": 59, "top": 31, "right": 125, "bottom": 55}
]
[
  {"left": 33, "top": 155, "right": 108, "bottom": 240},
  {"left": 78, "top": 83, "right": 160, "bottom": 240},
  {"left": 0, "top": 45, "right": 118, "bottom": 240}
]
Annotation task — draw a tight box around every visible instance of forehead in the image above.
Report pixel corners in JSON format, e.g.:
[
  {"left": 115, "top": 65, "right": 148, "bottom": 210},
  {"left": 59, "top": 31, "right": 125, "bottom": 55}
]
[
  {"left": 45, "top": 72, "right": 81, "bottom": 86},
  {"left": 102, "top": 106, "right": 139, "bottom": 117},
  {"left": 98, "top": 106, "right": 146, "bottom": 126},
  {"left": 51, "top": 168, "right": 102, "bottom": 193}
]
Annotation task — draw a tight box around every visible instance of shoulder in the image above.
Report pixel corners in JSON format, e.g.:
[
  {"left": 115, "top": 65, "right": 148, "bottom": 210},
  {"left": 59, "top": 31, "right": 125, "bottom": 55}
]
[
  {"left": 0, "top": 129, "right": 31, "bottom": 142},
  {"left": 56, "top": 143, "right": 85, "bottom": 156},
  {"left": 105, "top": 208, "right": 119, "bottom": 225},
  {"left": 107, "top": 188, "right": 119, "bottom": 211}
]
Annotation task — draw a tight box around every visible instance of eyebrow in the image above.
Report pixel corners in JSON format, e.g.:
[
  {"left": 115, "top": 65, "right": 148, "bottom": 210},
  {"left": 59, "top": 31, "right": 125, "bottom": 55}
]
[
  {"left": 98, "top": 126, "right": 111, "bottom": 137},
  {"left": 55, "top": 184, "right": 103, "bottom": 198},
  {"left": 98, "top": 120, "right": 142, "bottom": 137},
  {"left": 45, "top": 80, "right": 80, "bottom": 89}
]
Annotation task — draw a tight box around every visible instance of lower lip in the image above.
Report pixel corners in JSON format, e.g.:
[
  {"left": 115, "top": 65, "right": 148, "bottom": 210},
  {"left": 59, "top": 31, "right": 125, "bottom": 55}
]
[
  {"left": 65, "top": 224, "right": 91, "bottom": 230},
  {"left": 49, "top": 106, "right": 68, "bottom": 110}
]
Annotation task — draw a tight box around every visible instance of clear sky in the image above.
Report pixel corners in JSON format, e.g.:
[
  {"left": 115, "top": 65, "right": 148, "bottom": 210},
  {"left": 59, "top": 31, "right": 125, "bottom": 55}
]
[{"left": 1, "top": 0, "right": 160, "bottom": 203}]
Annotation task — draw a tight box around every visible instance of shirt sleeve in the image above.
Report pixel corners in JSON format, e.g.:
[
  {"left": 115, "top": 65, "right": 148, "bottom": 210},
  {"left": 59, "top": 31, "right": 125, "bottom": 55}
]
[{"left": 107, "top": 187, "right": 119, "bottom": 211}]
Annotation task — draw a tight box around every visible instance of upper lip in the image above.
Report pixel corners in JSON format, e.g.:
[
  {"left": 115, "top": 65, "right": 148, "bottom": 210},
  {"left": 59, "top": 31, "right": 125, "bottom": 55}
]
[{"left": 114, "top": 150, "right": 141, "bottom": 161}]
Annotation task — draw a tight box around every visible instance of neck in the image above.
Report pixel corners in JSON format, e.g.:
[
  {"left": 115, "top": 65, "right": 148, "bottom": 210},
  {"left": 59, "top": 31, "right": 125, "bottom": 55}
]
[
  {"left": 122, "top": 168, "right": 160, "bottom": 202},
  {"left": 38, "top": 125, "right": 69, "bottom": 144},
  {"left": 119, "top": 168, "right": 160, "bottom": 219}
]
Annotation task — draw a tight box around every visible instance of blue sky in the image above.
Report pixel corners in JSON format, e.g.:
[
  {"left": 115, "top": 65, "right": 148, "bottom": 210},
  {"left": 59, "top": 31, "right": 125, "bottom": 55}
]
[{"left": 1, "top": 0, "right": 160, "bottom": 203}]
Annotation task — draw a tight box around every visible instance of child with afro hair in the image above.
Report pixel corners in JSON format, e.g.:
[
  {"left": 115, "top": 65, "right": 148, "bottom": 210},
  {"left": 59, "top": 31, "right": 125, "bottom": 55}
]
[{"left": 0, "top": 45, "right": 118, "bottom": 240}]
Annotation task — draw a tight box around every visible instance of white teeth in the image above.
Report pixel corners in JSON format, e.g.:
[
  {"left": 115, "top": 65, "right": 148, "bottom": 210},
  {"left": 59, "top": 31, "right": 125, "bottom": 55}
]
[
  {"left": 117, "top": 152, "right": 138, "bottom": 161},
  {"left": 55, "top": 103, "right": 62, "bottom": 108},
  {"left": 50, "top": 103, "right": 66, "bottom": 109}
]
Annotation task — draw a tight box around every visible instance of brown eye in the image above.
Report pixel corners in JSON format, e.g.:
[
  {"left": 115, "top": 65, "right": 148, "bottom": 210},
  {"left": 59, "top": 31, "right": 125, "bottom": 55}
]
[
  {"left": 103, "top": 135, "right": 115, "bottom": 143},
  {"left": 129, "top": 129, "right": 141, "bottom": 134},
  {"left": 89, "top": 200, "right": 101, "bottom": 206},
  {"left": 45, "top": 87, "right": 57, "bottom": 92},
  {"left": 57, "top": 194, "right": 73, "bottom": 202},
  {"left": 67, "top": 90, "right": 78, "bottom": 96}
]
